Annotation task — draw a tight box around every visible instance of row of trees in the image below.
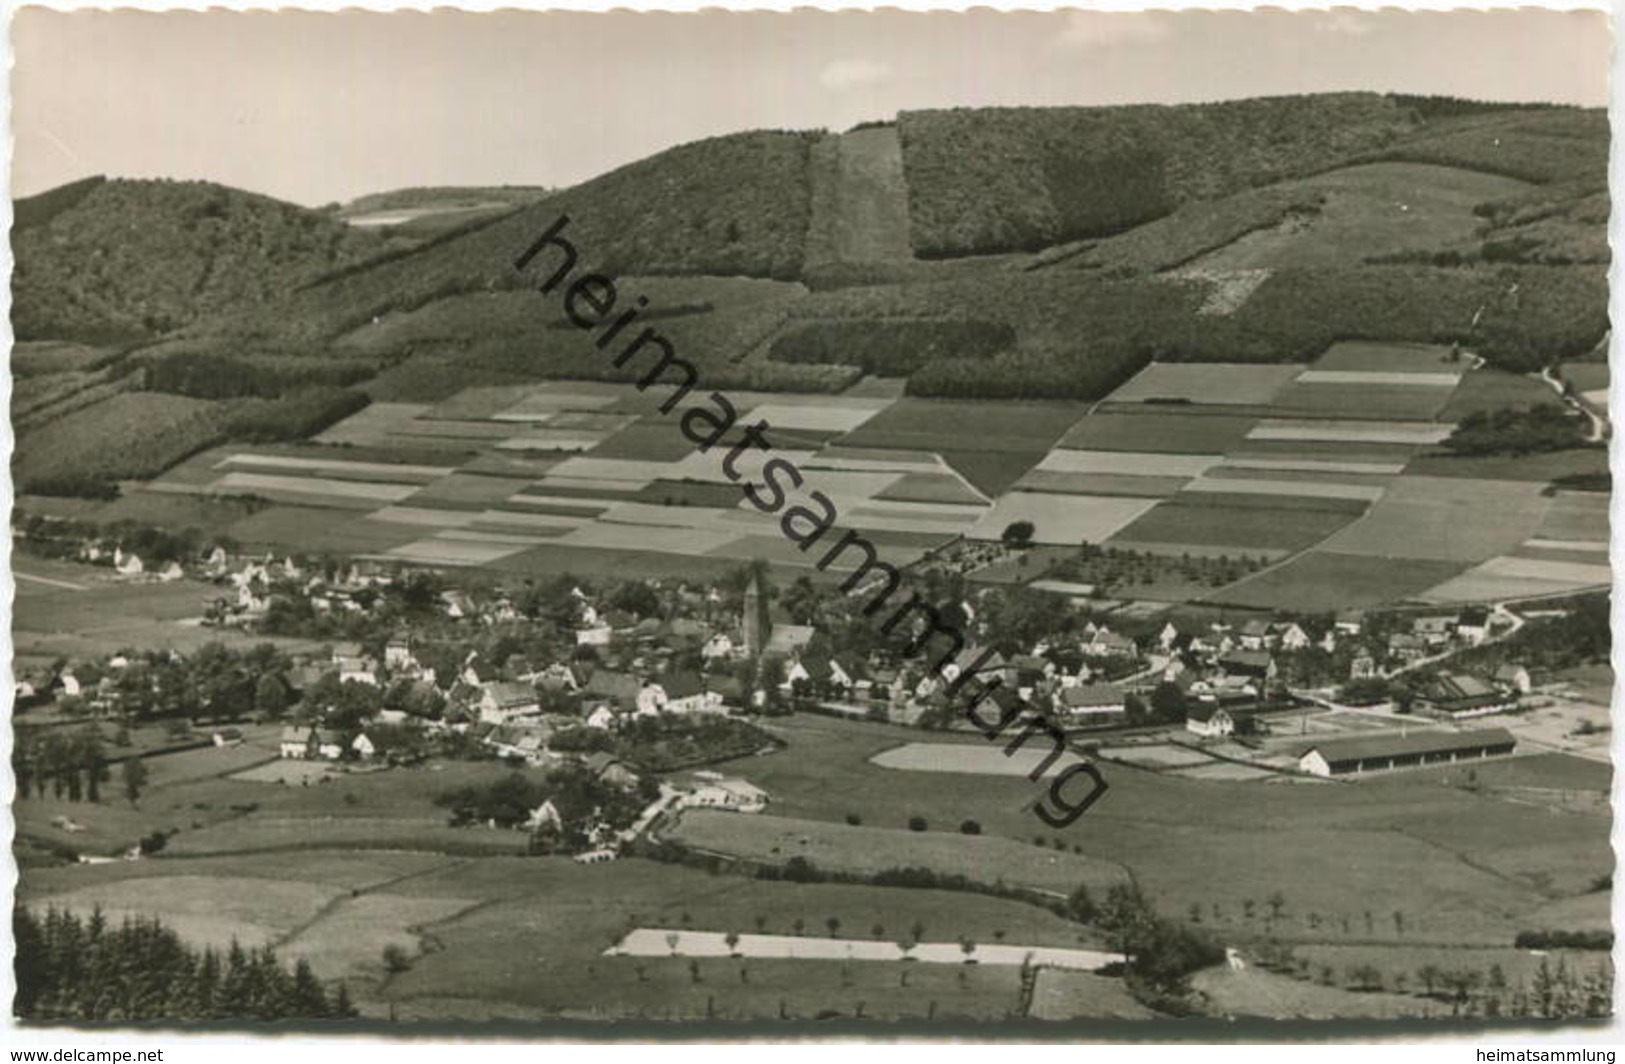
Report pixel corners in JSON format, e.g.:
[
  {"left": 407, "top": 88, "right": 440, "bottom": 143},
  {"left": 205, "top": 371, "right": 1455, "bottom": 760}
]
[
  {"left": 14, "top": 907, "right": 357, "bottom": 1021},
  {"left": 12, "top": 726, "right": 111, "bottom": 803},
  {"left": 1258, "top": 940, "right": 1612, "bottom": 1020}
]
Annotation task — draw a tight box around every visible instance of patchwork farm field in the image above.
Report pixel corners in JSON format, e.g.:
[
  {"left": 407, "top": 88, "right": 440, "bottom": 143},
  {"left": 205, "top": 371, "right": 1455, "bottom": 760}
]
[{"left": 48, "top": 333, "right": 1609, "bottom": 611}]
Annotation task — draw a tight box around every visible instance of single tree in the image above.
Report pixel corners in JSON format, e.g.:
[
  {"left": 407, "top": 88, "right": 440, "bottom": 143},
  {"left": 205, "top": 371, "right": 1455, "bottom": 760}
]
[
  {"left": 1001, "top": 521, "right": 1036, "bottom": 549},
  {"left": 121, "top": 756, "right": 149, "bottom": 807}
]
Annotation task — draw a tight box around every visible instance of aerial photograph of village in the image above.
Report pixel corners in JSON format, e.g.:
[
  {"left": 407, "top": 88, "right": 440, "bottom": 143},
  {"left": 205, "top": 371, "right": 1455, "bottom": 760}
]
[{"left": 7, "top": 7, "right": 1615, "bottom": 1030}]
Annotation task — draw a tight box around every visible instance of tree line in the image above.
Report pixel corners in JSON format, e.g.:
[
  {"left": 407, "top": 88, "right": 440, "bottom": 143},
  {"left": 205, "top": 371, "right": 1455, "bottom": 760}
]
[{"left": 14, "top": 907, "right": 358, "bottom": 1022}]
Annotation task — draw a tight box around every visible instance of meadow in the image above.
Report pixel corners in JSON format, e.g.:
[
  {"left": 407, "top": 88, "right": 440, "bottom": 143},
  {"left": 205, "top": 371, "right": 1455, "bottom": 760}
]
[{"left": 729, "top": 716, "right": 1608, "bottom": 948}]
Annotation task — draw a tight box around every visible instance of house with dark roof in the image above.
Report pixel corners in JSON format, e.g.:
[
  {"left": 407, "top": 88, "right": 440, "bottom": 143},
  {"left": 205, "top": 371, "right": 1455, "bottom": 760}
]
[
  {"left": 661, "top": 671, "right": 725, "bottom": 714},
  {"left": 583, "top": 669, "right": 642, "bottom": 707},
  {"left": 1413, "top": 614, "right": 1459, "bottom": 647},
  {"left": 1456, "top": 607, "right": 1492, "bottom": 646},
  {"left": 279, "top": 724, "right": 343, "bottom": 760},
  {"left": 1298, "top": 728, "right": 1516, "bottom": 777},
  {"left": 1056, "top": 683, "right": 1126, "bottom": 722},
  {"left": 1083, "top": 629, "right": 1138, "bottom": 659},
  {"left": 1418, "top": 672, "right": 1517, "bottom": 718},
  {"left": 1236, "top": 619, "right": 1274, "bottom": 651},
  {"left": 1217, "top": 650, "right": 1276, "bottom": 684},
  {"left": 1387, "top": 632, "right": 1428, "bottom": 665}
]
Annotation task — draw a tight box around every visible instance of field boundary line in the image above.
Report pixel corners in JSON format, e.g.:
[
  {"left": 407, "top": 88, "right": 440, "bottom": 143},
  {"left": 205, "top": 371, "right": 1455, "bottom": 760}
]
[
  {"left": 270, "top": 855, "right": 471, "bottom": 949},
  {"left": 15, "top": 570, "right": 90, "bottom": 591}
]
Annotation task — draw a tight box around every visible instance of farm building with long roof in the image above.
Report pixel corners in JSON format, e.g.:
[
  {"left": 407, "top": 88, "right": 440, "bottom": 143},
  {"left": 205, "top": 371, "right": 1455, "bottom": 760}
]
[{"left": 1297, "top": 728, "right": 1516, "bottom": 777}]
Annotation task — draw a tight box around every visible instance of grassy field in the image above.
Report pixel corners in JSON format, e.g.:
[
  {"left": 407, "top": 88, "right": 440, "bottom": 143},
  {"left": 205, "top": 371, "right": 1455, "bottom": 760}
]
[
  {"left": 1057, "top": 412, "right": 1257, "bottom": 454},
  {"left": 21, "top": 874, "right": 341, "bottom": 950},
  {"left": 1105, "top": 363, "right": 1300, "bottom": 407},
  {"left": 379, "top": 856, "right": 1088, "bottom": 1019},
  {"left": 11, "top": 562, "right": 328, "bottom": 661},
  {"left": 1206, "top": 550, "right": 1467, "bottom": 610},
  {"left": 1439, "top": 367, "right": 1566, "bottom": 418},
  {"left": 16, "top": 392, "right": 229, "bottom": 486},
  {"left": 14, "top": 706, "right": 1609, "bottom": 1020},
  {"left": 1264, "top": 380, "right": 1455, "bottom": 421},
  {"left": 837, "top": 399, "right": 1085, "bottom": 494},
  {"left": 1403, "top": 448, "right": 1609, "bottom": 484},
  {"left": 1185, "top": 162, "right": 1529, "bottom": 271},
  {"left": 735, "top": 716, "right": 1606, "bottom": 947},
  {"left": 1192, "top": 964, "right": 1433, "bottom": 1020},
  {"left": 1319, "top": 475, "right": 1551, "bottom": 561},
  {"left": 1107, "top": 498, "right": 1362, "bottom": 554},
  {"left": 669, "top": 809, "right": 1130, "bottom": 896},
  {"left": 1290, "top": 942, "right": 1609, "bottom": 998},
  {"left": 968, "top": 492, "right": 1157, "bottom": 546}
]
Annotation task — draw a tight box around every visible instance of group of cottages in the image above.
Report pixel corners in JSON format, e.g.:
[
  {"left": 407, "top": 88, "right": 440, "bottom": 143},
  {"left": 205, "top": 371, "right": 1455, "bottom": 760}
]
[
  {"left": 199, "top": 554, "right": 399, "bottom": 627},
  {"left": 893, "top": 635, "right": 1147, "bottom": 727},
  {"left": 1297, "top": 728, "right": 1517, "bottom": 777},
  {"left": 75, "top": 543, "right": 186, "bottom": 583},
  {"left": 1156, "top": 619, "right": 1316, "bottom": 658},
  {"left": 1368, "top": 608, "right": 1498, "bottom": 675}
]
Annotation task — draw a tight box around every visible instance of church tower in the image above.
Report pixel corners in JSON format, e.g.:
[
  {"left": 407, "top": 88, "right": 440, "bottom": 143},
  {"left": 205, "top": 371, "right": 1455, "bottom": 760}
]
[{"left": 742, "top": 565, "right": 772, "bottom": 657}]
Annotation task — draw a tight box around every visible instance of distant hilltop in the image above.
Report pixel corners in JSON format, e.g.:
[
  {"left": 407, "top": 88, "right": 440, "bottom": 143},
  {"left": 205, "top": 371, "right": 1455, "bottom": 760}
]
[{"left": 11, "top": 92, "right": 1607, "bottom": 409}]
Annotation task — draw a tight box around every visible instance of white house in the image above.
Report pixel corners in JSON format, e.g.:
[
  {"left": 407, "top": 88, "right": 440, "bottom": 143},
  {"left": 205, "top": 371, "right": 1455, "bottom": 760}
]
[
  {"left": 526, "top": 799, "right": 563, "bottom": 831},
  {"left": 681, "top": 775, "right": 768, "bottom": 813},
  {"left": 478, "top": 682, "right": 542, "bottom": 725},
  {"left": 114, "top": 549, "right": 144, "bottom": 576},
  {"left": 576, "top": 624, "right": 613, "bottom": 647},
  {"left": 351, "top": 733, "right": 377, "bottom": 759},
  {"left": 1495, "top": 664, "right": 1533, "bottom": 694},
  {"left": 279, "top": 725, "right": 343, "bottom": 760},
  {"left": 334, "top": 655, "right": 378, "bottom": 686},
  {"left": 585, "top": 704, "right": 619, "bottom": 730},
  {"left": 1185, "top": 703, "right": 1235, "bottom": 739},
  {"left": 1275, "top": 623, "right": 1311, "bottom": 651},
  {"left": 635, "top": 682, "right": 667, "bottom": 717},
  {"left": 384, "top": 636, "right": 416, "bottom": 670}
]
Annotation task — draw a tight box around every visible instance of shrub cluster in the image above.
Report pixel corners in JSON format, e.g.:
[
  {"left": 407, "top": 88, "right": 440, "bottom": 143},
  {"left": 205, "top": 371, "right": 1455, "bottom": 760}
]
[{"left": 1513, "top": 929, "right": 1613, "bottom": 951}]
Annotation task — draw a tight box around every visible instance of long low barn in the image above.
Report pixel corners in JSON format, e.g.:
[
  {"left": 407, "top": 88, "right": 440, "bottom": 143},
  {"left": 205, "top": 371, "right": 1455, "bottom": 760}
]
[{"left": 1298, "top": 728, "right": 1516, "bottom": 777}]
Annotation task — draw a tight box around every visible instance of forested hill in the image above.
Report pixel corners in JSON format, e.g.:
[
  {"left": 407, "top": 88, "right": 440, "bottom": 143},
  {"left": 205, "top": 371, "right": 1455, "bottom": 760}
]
[
  {"left": 12, "top": 178, "right": 396, "bottom": 345},
  {"left": 12, "top": 95, "right": 1608, "bottom": 413},
  {"left": 898, "top": 93, "right": 1417, "bottom": 256},
  {"left": 896, "top": 97, "right": 1607, "bottom": 258}
]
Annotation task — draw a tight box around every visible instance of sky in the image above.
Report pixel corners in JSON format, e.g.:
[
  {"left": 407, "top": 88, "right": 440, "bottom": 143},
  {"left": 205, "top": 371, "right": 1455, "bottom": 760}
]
[{"left": 11, "top": 7, "right": 1612, "bottom": 207}]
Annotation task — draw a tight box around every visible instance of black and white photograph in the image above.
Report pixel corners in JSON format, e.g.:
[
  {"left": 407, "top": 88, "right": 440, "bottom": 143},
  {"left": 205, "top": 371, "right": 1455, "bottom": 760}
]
[{"left": 4, "top": 4, "right": 1616, "bottom": 1036}]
